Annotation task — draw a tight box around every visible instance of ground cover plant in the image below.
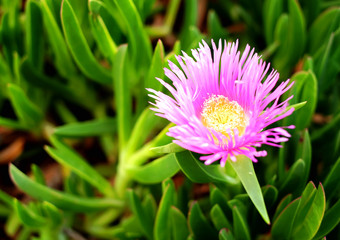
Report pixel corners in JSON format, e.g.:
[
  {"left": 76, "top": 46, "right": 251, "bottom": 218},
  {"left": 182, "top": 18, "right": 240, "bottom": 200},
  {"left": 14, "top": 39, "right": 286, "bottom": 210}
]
[{"left": 0, "top": 0, "right": 339, "bottom": 239}]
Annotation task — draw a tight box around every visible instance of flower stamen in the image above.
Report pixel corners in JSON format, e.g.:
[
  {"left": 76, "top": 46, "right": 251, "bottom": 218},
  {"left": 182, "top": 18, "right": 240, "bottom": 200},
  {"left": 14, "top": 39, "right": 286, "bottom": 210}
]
[{"left": 201, "top": 95, "right": 248, "bottom": 137}]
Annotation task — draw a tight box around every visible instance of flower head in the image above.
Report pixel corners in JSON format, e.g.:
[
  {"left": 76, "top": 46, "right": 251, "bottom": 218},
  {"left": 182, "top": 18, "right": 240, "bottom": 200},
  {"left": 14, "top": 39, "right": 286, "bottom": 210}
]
[{"left": 148, "top": 40, "right": 294, "bottom": 167}]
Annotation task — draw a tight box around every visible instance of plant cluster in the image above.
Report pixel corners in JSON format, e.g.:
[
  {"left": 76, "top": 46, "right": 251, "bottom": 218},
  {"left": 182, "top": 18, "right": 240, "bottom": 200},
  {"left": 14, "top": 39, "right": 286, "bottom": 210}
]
[{"left": 0, "top": 0, "right": 339, "bottom": 239}]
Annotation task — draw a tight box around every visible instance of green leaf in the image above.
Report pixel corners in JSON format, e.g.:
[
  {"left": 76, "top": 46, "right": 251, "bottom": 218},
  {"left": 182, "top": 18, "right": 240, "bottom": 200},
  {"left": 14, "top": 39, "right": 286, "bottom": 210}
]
[
  {"left": 308, "top": 7, "right": 340, "bottom": 54},
  {"left": 230, "top": 155, "right": 270, "bottom": 224},
  {"left": 42, "top": 201, "right": 62, "bottom": 226},
  {"left": 112, "top": 0, "right": 151, "bottom": 72},
  {"left": 131, "top": 153, "right": 180, "bottom": 184},
  {"left": 14, "top": 200, "right": 46, "bottom": 228},
  {"left": 288, "top": 71, "right": 317, "bottom": 130},
  {"left": 45, "top": 136, "right": 113, "bottom": 196},
  {"left": 20, "top": 60, "right": 87, "bottom": 107},
  {"left": 311, "top": 111, "right": 340, "bottom": 141},
  {"left": 0, "top": 117, "right": 28, "bottom": 130},
  {"left": 295, "top": 130, "right": 312, "bottom": 189},
  {"left": 263, "top": 0, "right": 283, "bottom": 45},
  {"left": 271, "top": 198, "right": 300, "bottom": 239},
  {"left": 179, "top": 0, "right": 197, "bottom": 39},
  {"left": 207, "top": 10, "right": 229, "bottom": 43},
  {"left": 25, "top": 0, "right": 44, "bottom": 70},
  {"left": 279, "top": 159, "right": 306, "bottom": 196},
  {"left": 272, "top": 194, "right": 293, "bottom": 222},
  {"left": 219, "top": 229, "right": 234, "bottom": 240},
  {"left": 0, "top": 190, "right": 14, "bottom": 207},
  {"left": 262, "top": 185, "right": 278, "bottom": 209},
  {"left": 313, "top": 29, "right": 340, "bottom": 92},
  {"left": 154, "top": 182, "right": 175, "bottom": 240},
  {"left": 113, "top": 45, "right": 132, "bottom": 152},
  {"left": 7, "top": 84, "right": 43, "bottom": 128},
  {"left": 170, "top": 206, "right": 190, "bottom": 240},
  {"left": 210, "top": 204, "right": 232, "bottom": 230},
  {"left": 127, "top": 190, "right": 153, "bottom": 240},
  {"left": 126, "top": 108, "right": 160, "bottom": 155},
  {"left": 313, "top": 197, "right": 340, "bottom": 239},
  {"left": 145, "top": 39, "right": 165, "bottom": 92},
  {"left": 40, "top": 0, "right": 77, "bottom": 77},
  {"left": 175, "top": 151, "right": 233, "bottom": 183},
  {"left": 9, "top": 164, "right": 123, "bottom": 212},
  {"left": 142, "top": 194, "right": 157, "bottom": 226},
  {"left": 89, "top": 12, "right": 117, "bottom": 62},
  {"left": 291, "top": 183, "right": 326, "bottom": 239},
  {"left": 88, "top": 0, "right": 123, "bottom": 44},
  {"left": 188, "top": 202, "right": 218, "bottom": 240},
  {"left": 61, "top": 0, "right": 111, "bottom": 84},
  {"left": 151, "top": 143, "right": 185, "bottom": 154},
  {"left": 53, "top": 118, "right": 116, "bottom": 138},
  {"left": 273, "top": 0, "right": 306, "bottom": 73},
  {"left": 210, "top": 187, "right": 233, "bottom": 220},
  {"left": 31, "top": 164, "right": 46, "bottom": 185},
  {"left": 323, "top": 156, "right": 340, "bottom": 198},
  {"left": 232, "top": 204, "right": 251, "bottom": 240}
]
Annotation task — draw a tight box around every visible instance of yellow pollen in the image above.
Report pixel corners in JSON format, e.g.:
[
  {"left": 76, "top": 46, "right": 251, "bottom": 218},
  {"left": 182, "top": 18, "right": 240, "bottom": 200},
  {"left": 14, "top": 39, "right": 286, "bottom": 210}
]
[{"left": 201, "top": 95, "right": 248, "bottom": 137}]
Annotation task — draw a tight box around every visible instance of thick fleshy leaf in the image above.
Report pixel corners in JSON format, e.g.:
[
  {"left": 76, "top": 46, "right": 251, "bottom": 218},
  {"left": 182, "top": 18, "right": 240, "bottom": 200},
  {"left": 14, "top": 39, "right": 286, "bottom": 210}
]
[
  {"left": 288, "top": 71, "right": 317, "bottom": 130},
  {"left": 188, "top": 202, "right": 218, "bottom": 240},
  {"left": 53, "top": 118, "right": 116, "bottom": 137},
  {"left": 154, "top": 181, "right": 175, "bottom": 240},
  {"left": 210, "top": 187, "right": 233, "bottom": 220},
  {"left": 151, "top": 143, "right": 185, "bottom": 154},
  {"left": 279, "top": 159, "right": 305, "bottom": 196},
  {"left": 42, "top": 201, "right": 63, "bottom": 226},
  {"left": 313, "top": 29, "right": 340, "bottom": 92},
  {"left": 111, "top": 0, "right": 151, "bottom": 72},
  {"left": 20, "top": 60, "right": 87, "bottom": 108},
  {"left": 207, "top": 10, "right": 229, "bottom": 43},
  {"left": 263, "top": 0, "right": 283, "bottom": 45},
  {"left": 25, "top": 0, "right": 44, "bottom": 70},
  {"left": 170, "top": 206, "right": 190, "bottom": 240},
  {"left": 113, "top": 45, "right": 132, "bottom": 151},
  {"left": 313, "top": 197, "right": 340, "bottom": 239},
  {"left": 176, "top": 151, "right": 236, "bottom": 183},
  {"left": 273, "top": 0, "right": 306, "bottom": 73},
  {"left": 230, "top": 155, "right": 270, "bottom": 224},
  {"left": 271, "top": 198, "right": 300, "bottom": 239},
  {"left": 45, "top": 136, "right": 113, "bottom": 196},
  {"left": 31, "top": 164, "right": 46, "bottom": 185},
  {"left": 179, "top": 0, "right": 197, "bottom": 39},
  {"left": 210, "top": 204, "right": 232, "bottom": 230},
  {"left": 61, "top": 0, "right": 111, "bottom": 84},
  {"left": 323, "top": 156, "right": 340, "bottom": 198},
  {"left": 126, "top": 108, "right": 160, "bottom": 155},
  {"left": 127, "top": 190, "right": 153, "bottom": 240},
  {"left": 14, "top": 200, "right": 46, "bottom": 228},
  {"left": 295, "top": 130, "right": 312, "bottom": 191},
  {"left": 131, "top": 153, "right": 180, "bottom": 184},
  {"left": 40, "top": 0, "right": 77, "bottom": 77},
  {"left": 272, "top": 194, "right": 293, "bottom": 222},
  {"left": 9, "top": 164, "right": 123, "bottom": 212},
  {"left": 7, "top": 84, "right": 43, "bottom": 128},
  {"left": 308, "top": 7, "right": 340, "bottom": 54},
  {"left": 232, "top": 204, "right": 251, "bottom": 240},
  {"left": 145, "top": 39, "right": 165, "bottom": 92},
  {"left": 262, "top": 185, "right": 278, "bottom": 209},
  {"left": 89, "top": 12, "right": 117, "bottom": 61},
  {"left": 219, "top": 229, "right": 234, "bottom": 240},
  {"left": 291, "top": 183, "right": 326, "bottom": 240}
]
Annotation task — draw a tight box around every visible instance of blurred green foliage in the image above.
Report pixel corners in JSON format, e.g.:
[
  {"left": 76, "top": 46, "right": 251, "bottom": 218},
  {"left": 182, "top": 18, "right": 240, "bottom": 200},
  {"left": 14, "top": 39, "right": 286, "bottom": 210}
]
[{"left": 0, "top": 0, "right": 339, "bottom": 239}]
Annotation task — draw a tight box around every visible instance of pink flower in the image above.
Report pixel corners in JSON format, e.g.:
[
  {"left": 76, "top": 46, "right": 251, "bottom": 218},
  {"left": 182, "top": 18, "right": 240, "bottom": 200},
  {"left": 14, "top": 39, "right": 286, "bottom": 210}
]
[{"left": 147, "top": 40, "right": 294, "bottom": 167}]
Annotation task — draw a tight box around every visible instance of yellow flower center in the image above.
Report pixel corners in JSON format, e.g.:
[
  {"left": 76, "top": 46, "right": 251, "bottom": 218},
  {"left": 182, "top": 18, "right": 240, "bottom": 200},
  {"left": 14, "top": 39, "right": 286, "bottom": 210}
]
[{"left": 201, "top": 95, "right": 248, "bottom": 137}]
